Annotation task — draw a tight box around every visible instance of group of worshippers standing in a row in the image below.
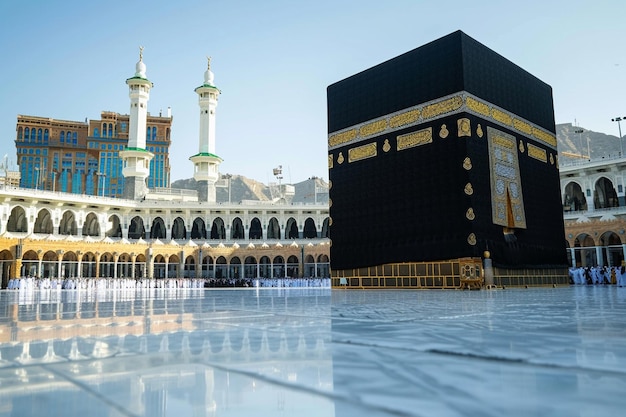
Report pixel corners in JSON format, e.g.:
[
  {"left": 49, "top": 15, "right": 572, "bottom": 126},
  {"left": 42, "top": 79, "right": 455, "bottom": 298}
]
[
  {"left": 569, "top": 265, "right": 626, "bottom": 286},
  {"left": 5, "top": 276, "right": 332, "bottom": 290},
  {"left": 6, "top": 277, "right": 208, "bottom": 290}
]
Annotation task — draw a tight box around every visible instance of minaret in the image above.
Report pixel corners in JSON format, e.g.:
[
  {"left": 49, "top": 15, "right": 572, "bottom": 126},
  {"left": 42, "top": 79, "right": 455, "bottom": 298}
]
[
  {"left": 120, "top": 46, "right": 154, "bottom": 200},
  {"left": 190, "top": 56, "right": 222, "bottom": 202}
]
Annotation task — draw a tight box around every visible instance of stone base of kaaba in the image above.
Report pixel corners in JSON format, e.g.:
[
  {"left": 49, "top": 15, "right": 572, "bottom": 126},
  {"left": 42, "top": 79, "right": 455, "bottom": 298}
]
[
  {"left": 331, "top": 258, "right": 569, "bottom": 289},
  {"left": 492, "top": 267, "right": 569, "bottom": 287}
]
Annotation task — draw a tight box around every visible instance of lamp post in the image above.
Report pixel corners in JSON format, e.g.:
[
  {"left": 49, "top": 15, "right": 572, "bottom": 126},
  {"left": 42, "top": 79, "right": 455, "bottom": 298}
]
[
  {"left": 222, "top": 174, "right": 232, "bottom": 203},
  {"left": 96, "top": 172, "right": 106, "bottom": 197},
  {"left": 611, "top": 117, "right": 626, "bottom": 156},
  {"left": 34, "top": 167, "right": 39, "bottom": 190},
  {"left": 1, "top": 154, "right": 7, "bottom": 189},
  {"left": 51, "top": 170, "right": 56, "bottom": 192},
  {"left": 574, "top": 128, "right": 584, "bottom": 157},
  {"left": 273, "top": 165, "right": 283, "bottom": 201}
]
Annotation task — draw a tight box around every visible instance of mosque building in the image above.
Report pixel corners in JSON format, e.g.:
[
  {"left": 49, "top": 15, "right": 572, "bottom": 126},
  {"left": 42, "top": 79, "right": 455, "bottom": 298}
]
[{"left": 0, "top": 50, "right": 330, "bottom": 287}]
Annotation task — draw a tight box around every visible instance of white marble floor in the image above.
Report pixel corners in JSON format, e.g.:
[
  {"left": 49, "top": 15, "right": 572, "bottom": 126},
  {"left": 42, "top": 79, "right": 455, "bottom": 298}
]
[{"left": 0, "top": 286, "right": 625, "bottom": 416}]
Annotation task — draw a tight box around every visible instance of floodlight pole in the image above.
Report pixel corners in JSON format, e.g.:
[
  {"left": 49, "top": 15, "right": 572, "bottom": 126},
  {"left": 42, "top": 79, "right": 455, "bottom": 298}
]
[
  {"left": 612, "top": 117, "right": 626, "bottom": 156},
  {"left": 574, "top": 128, "right": 584, "bottom": 157}
]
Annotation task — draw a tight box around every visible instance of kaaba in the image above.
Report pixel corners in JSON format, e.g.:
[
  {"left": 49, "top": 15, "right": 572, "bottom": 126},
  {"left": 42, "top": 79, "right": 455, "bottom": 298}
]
[{"left": 327, "top": 31, "right": 568, "bottom": 288}]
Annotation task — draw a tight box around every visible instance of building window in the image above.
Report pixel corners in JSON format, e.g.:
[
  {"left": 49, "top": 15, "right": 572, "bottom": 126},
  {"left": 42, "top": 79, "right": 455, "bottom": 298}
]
[
  {"left": 121, "top": 122, "right": 127, "bottom": 132},
  {"left": 24, "top": 127, "right": 29, "bottom": 140},
  {"left": 44, "top": 129, "right": 49, "bottom": 142},
  {"left": 18, "top": 127, "right": 23, "bottom": 140},
  {"left": 152, "top": 127, "right": 157, "bottom": 140},
  {"left": 108, "top": 123, "right": 113, "bottom": 137},
  {"left": 94, "top": 128, "right": 99, "bottom": 137},
  {"left": 60, "top": 131, "right": 65, "bottom": 143},
  {"left": 73, "top": 132, "right": 77, "bottom": 144},
  {"left": 37, "top": 129, "right": 42, "bottom": 142},
  {"left": 30, "top": 128, "right": 36, "bottom": 142}
]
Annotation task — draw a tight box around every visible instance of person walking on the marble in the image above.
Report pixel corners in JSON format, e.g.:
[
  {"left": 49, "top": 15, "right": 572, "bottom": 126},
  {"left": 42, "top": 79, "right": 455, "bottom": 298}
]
[{"left": 619, "top": 266, "right": 626, "bottom": 287}]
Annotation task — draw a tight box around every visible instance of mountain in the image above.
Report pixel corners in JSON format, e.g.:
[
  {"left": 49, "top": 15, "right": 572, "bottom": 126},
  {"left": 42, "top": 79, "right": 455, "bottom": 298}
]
[
  {"left": 556, "top": 123, "right": 623, "bottom": 161},
  {"left": 171, "top": 175, "right": 329, "bottom": 204}
]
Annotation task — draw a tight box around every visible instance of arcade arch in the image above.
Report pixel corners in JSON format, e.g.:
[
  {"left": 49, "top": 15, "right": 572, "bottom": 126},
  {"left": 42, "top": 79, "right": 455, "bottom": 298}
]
[
  {"left": 7, "top": 206, "right": 27, "bottom": 233},
  {"left": 594, "top": 177, "right": 619, "bottom": 209},
  {"left": 231, "top": 217, "right": 244, "bottom": 239},
  {"left": 59, "top": 211, "right": 77, "bottom": 235},
  {"left": 563, "top": 181, "right": 587, "bottom": 211},
  {"left": 172, "top": 217, "right": 186, "bottom": 240},
  {"left": 151, "top": 217, "right": 166, "bottom": 240},
  {"left": 33, "top": 209, "right": 53, "bottom": 234},
  {"left": 285, "top": 218, "right": 298, "bottom": 239},
  {"left": 107, "top": 215, "right": 122, "bottom": 238},
  {"left": 303, "top": 218, "right": 317, "bottom": 238},
  {"left": 267, "top": 217, "right": 280, "bottom": 239},
  {"left": 82, "top": 212, "right": 100, "bottom": 237},
  {"left": 128, "top": 216, "right": 145, "bottom": 239},
  {"left": 249, "top": 218, "right": 262, "bottom": 240},
  {"left": 210, "top": 218, "right": 226, "bottom": 240},
  {"left": 191, "top": 217, "right": 206, "bottom": 239}
]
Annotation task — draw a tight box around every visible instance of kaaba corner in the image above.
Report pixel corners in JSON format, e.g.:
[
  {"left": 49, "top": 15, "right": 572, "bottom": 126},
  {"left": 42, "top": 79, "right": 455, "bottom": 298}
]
[{"left": 327, "top": 30, "right": 569, "bottom": 289}]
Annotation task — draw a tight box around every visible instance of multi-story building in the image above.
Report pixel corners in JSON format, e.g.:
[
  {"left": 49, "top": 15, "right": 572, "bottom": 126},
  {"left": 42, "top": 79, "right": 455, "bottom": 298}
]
[{"left": 15, "top": 111, "right": 171, "bottom": 197}]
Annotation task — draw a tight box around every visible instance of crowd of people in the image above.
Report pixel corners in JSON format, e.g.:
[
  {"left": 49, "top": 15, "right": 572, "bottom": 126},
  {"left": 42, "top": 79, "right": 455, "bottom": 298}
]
[
  {"left": 569, "top": 266, "right": 626, "bottom": 286},
  {"left": 5, "top": 276, "right": 331, "bottom": 290}
]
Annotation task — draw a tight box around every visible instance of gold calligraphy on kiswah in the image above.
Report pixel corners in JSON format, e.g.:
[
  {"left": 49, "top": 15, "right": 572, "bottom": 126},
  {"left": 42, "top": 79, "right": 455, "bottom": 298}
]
[
  {"left": 397, "top": 128, "right": 432, "bottom": 151},
  {"left": 348, "top": 142, "right": 377, "bottom": 163}
]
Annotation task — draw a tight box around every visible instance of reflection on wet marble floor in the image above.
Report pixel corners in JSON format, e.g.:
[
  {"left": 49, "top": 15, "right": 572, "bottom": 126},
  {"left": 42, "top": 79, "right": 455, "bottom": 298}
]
[{"left": 0, "top": 287, "right": 625, "bottom": 417}]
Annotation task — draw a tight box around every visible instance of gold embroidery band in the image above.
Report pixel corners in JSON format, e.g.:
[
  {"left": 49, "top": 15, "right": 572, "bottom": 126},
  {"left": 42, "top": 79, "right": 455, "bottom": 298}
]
[
  {"left": 359, "top": 120, "right": 387, "bottom": 137},
  {"left": 422, "top": 96, "right": 463, "bottom": 119},
  {"left": 327, "top": 93, "right": 557, "bottom": 151},
  {"left": 328, "top": 129, "right": 357, "bottom": 147},
  {"left": 390, "top": 109, "right": 420, "bottom": 128}
]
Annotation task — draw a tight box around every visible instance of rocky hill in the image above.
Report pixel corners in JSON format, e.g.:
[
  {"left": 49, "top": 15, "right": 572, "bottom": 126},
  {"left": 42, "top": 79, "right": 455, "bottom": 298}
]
[
  {"left": 171, "top": 175, "right": 329, "bottom": 204},
  {"left": 556, "top": 123, "right": 623, "bottom": 162}
]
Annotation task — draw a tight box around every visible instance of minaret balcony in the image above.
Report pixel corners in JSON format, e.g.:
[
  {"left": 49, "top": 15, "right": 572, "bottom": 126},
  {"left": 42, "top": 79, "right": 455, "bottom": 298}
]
[
  {"left": 190, "top": 152, "right": 222, "bottom": 182},
  {"left": 120, "top": 148, "right": 154, "bottom": 178},
  {"left": 120, "top": 147, "right": 154, "bottom": 160},
  {"left": 190, "top": 152, "right": 222, "bottom": 165}
]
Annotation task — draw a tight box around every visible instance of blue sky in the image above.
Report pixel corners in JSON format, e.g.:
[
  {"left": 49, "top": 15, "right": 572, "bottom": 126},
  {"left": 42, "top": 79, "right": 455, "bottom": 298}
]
[{"left": 1, "top": 0, "right": 624, "bottom": 183}]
